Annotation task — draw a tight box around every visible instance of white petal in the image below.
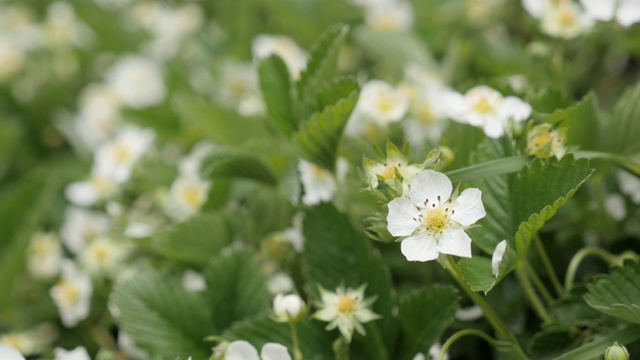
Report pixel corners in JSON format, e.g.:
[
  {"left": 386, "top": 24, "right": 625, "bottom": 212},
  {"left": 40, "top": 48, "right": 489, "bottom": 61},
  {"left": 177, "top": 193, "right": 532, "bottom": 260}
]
[
  {"left": 500, "top": 97, "right": 531, "bottom": 122},
  {"left": 65, "top": 181, "right": 99, "bottom": 207},
  {"left": 0, "top": 345, "right": 26, "bottom": 360},
  {"left": 482, "top": 118, "right": 506, "bottom": 138},
  {"left": 400, "top": 233, "right": 439, "bottom": 261},
  {"left": 387, "top": 197, "right": 421, "bottom": 236},
  {"left": 491, "top": 240, "right": 508, "bottom": 277},
  {"left": 409, "top": 170, "right": 452, "bottom": 208},
  {"left": 451, "top": 188, "right": 486, "bottom": 226},
  {"left": 522, "top": 0, "right": 545, "bottom": 18},
  {"left": 455, "top": 305, "right": 484, "bottom": 322},
  {"left": 438, "top": 229, "right": 472, "bottom": 258},
  {"left": 617, "top": 1, "right": 640, "bottom": 26},
  {"left": 580, "top": 0, "right": 615, "bottom": 21},
  {"left": 441, "top": 91, "right": 468, "bottom": 123},
  {"left": 261, "top": 343, "right": 292, "bottom": 360},
  {"left": 225, "top": 341, "right": 260, "bottom": 360}
]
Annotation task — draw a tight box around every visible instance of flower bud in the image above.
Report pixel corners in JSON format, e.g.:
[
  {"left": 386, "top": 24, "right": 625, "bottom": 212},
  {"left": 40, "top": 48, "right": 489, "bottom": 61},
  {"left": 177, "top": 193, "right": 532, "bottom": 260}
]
[
  {"left": 273, "top": 293, "right": 306, "bottom": 323},
  {"left": 605, "top": 342, "right": 629, "bottom": 360}
]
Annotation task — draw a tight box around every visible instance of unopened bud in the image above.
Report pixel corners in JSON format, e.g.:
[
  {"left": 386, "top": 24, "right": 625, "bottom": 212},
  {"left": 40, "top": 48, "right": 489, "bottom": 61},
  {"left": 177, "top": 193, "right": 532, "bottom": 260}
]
[
  {"left": 605, "top": 342, "right": 629, "bottom": 360},
  {"left": 273, "top": 293, "right": 306, "bottom": 324}
]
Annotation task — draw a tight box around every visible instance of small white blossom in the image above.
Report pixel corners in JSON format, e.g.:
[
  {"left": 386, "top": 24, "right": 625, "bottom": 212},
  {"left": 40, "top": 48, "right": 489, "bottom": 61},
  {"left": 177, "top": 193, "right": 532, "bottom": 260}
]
[
  {"left": 93, "top": 126, "right": 155, "bottom": 183},
  {"left": 117, "top": 331, "right": 149, "bottom": 360},
  {"left": 444, "top": 85, "right": 531, "bottom": 138},
  {"left": 50, "top": 260, "right": 93, "bottom": 328},
  {"left": 428, "top": 342, "right": 449, "bottom": 360},
  {"left": 348, "top": 80, "right": 409, "bottom": 135},
  {"left": 165, "top": 175, "right": 212, "bottom": 221},
  {"left": 0, "top": 345, "right": 25, "bottom": 360},
  {"left": 106, "top": 55, "right": 166, "bottom": 109},
  {"left": 580, "top": 0, "right": 640, "bottom": 27},
  {"left": 224, "top": 340, "right": 292, "bottom": 360},
  {"left": 402, "top": 84, "right": 451, "bottom": 145},
  {"left": 455, "top": 305, "right": 484, "bottom": 322},
  {"left": 253, "top": 35, "right": 308, "bottom": 80},
  {"left": 313, "top": 285, "right": 381, "bottom": 342},
  {"left": 363, "top": 143, "right": 421, "bottom": 194},
  {"left": 617, "top": 170, "right": 640, "bottom": 204},
  {"left": 72, "top": 83, "right": 122, "bottom": 151},
  {"left": 0, "top": 333, "right": 34, "bottom": 358},
  {"left": 42, "top": 2, "right": 92, "bottom": 48},
  {"left": 364, "top": 1, "right": 414, "bottom": 32},
  {"left": 491, "top": 240, "right": 508, "bottom": 277},
  {"left": 65, "top": 171, "right": 119, "bottom": 207},
  {"left": 182, "top": 269, "right": 207, "bottom": 293},
  {"left": 53, "top": 346, "right": 90, "bottom": 360},
  {"left": 298, "top": 160, "right": 337, "bottom": 206},
  {"left": 27, "top": 232, "right": 62, "bottom": 280},
  {"left": 605, "top": 193, "right": 627, "bottom": 221},
  {"left": 387, "top": 170, "right": 486, "bottom": 261},
  {"left": 0, "top": 36, "right": 25, "bottom": 81},
  {"left": 273, "top": 293, "right": 306, "bottom": 323},
  {"left": 60, "top": 207, "right": 111, "bottom": 255},
  {"left": 78, "top": 237, "right": 127, "bottom": 278},
  {"left": 217, "top": 62, "right": 264, "bottom": 117},
  {"left": 523, "top": 0, "right": 593, "bottom": 39},
  {"left": 267, "top": 272, "right": 295, "bottom": 294}
]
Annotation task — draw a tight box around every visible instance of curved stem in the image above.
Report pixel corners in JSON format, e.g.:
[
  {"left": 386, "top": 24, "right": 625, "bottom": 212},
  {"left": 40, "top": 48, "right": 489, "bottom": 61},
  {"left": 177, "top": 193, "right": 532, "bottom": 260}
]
[
  {"left": 443, "top": 257, "right": 528, "bottom": 360},
  {"left": 533, "top": 234, "right": 563, "bottom": 296},
  {"left": 437, "top": 329, "right": 502, "bottom": 360},
  {"left": 526, "top": 263, "right": 554, "bottom": 306},
  {"left": 516, "top": 265, "right": 551, "bottom": 323},
  {"left": 564, "top": 247, "right": 639, "bottom": 291}
]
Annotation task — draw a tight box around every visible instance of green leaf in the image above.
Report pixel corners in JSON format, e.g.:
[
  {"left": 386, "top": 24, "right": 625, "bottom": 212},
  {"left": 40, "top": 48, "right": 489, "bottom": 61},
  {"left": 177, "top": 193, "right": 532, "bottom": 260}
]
[
  {"left": 604, "top": 81, "right": 640, "bottom": 155},
  {"left": 398, "top": 285, "right": 459, "bottom": 359},
  {"left": 303, "top": 203, "right": 396, "bottom": 359},
  {"left": 540, "top": 92, "right": 601, "bottom": 150},
  {"left": 110, "top": 271, "right": 215, "bottom": 359},
  {"left": 258, "top": 55, "right": 297, "bottom": 136},
  {"left": 204, "top": 249, "right": 270, "bottom": 332},
  {"left": 201, "top": 150, "right": 278, "bottom": 186},
  {"left": 445, "top": 156, "right": 529, "bottom": 184},
  {"left": 553, "top": 324, "right": 640, "bottom": 360},
  {"left": 145, "top": 212, "right": 232, "bottom": 267},
  {"left": 297, "top": 24, "right": 349, "bottom": 115},
  {"left": 293, "top": 88, "right": 359, "bottom": 171},
  {"left": 225, "top": 317, "right": 334, "bottom": 360},
  {"left": 526, "top": 87, "right": 573, "bottom": 114},
  {"left": 312, "top": 78, "right": 359, "bottom": 116},
  {"left": 584, "top": 261, "right": 640, "bottom": 324}
]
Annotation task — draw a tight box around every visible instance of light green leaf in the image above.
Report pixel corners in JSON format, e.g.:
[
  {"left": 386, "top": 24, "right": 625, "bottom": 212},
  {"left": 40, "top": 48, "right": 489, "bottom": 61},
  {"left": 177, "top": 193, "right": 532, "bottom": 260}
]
[
  {"left": 258, "top": 55, "right": 297, "bottom": 136},
  {"left": 303, "top": 203, "right": 396, "bottom": 359},
  {"left": 297, "top": 24, "right": 349, "bottom": 116},
  {"left": 144, "top": 212, "right": 232, "bottom": 267},
  {"left": 604, "top": 81, "right": 640, "bottom": 155},
  {"left": 110, "top": 271, "right": 215, "bottom": 359},
  {"left": 201, "top": 150, "right": 278, "bottom": 186},
  {"left": 204, "top": 250, "right": 270, "bottom": 332},
  {"left": 312, "top": 78, "right": 359, "bottom": 116},
  {"left": 225, "top": 317, "right": 334, "bottom": 360},
  {"left": 584, "top": 261, "right": 640, "bottom": 324},
  {"left": 293, "top": 88, "right": 359, "bottom": 171},
  {"left": 398, "top": 285, "right": 459, "bottom": 359},
  {"left": 445, "top": 156, "right": 529, "bottom": 184}
]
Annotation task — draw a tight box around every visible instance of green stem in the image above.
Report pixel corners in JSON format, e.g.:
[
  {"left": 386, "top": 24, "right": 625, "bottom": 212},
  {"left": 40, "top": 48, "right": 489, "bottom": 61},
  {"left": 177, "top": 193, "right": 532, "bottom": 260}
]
[
  {"left": 564, "top": 247, "right": 639, "bottom": 291},
  {"left": 444, "top": 257, "right": 528, "bottom": 360},
  {"left": 333, "top": 336, "right": 350, "bottom": 360},
  {"left": 437, "top": 329, "right": 504, "bottom": 360},
  {"left": 290, "top": 323, "right": 303, "bottom": 360},
  {"left": 526, "top": 263, "right": 554, "bottom": 306},
  {"left": 574, "top": 150, "right": 640, "bottom": 176},
  {"left": 533, "top": 233, "right": 564, "bottom": 296},
  {"left": 516, "top": 265, "right": 551, "bottom": 323}
]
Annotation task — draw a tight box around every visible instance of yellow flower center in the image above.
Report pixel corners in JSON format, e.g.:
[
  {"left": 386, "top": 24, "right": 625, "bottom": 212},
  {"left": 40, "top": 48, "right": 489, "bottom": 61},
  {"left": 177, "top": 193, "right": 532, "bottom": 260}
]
[
  {"left": 417, "top": 104, "right": 435, "bottom": 124},
  {"left": 472, "top": 98, "right": 494, "bottom": 114},
  {"left": 229, "top": 79, "right": 247, "bottom": 97},
  {"left": 181, "top": 186, "right": 205, "bottom": 207},
  {"left": 382, "top": 166, "right": 397, "bottom": 180},
  {"left": 336, "top": 296, "right": 357, "bottom": 315},
  {"left": 31, "top": 236, "right": 56, "bottom": 256},
  {"left": 57, "top": 280, "right": 80, "bottom": 307},
  {"left": 91, "top": 244, "right": 110, "bottom": 264},
  {"left": 112, "top": 142, "right": 131, "bottom": 164},
  {"left": 557, "top": 10, "right": 577, "bottom": 27},
  {"left": 425, "top": 209, "right": 448, "bottom": 233},
  {"left": 375, "top": 93, "right": 396, "bottom": 114},
  {"left": 532, "top": 133, "right": 552, "bottom": 148}
]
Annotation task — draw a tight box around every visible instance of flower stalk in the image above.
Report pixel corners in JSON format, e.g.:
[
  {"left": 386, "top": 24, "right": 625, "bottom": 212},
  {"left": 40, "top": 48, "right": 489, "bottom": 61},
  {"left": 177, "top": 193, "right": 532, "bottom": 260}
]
[
  {"left": 564, "top": 246, "right": 639, "bottom": 291},
  {"left": 436, "top": 329, "right": 504, "bottom": 360}
]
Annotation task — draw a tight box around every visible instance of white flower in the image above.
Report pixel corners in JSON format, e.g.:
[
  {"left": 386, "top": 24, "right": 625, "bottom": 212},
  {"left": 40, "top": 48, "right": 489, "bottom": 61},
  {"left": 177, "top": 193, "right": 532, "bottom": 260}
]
[
  {"left": 165, "top": 175, "right": 212, "bottom": 221},
  {"left": 428, "top": 342, "right": 449, "bottom": 360},
  {"left": 387, "top": 170, "right": 486, "bottom": 261},
  {"left": 217, "top": 61, "right": 264, "bottom": 116},
  {"left": 50, "top": 260, "right": 93, "bottom": 328},
  {"left": 78, "top": 237, "right": 127, "bottom": 278},
  {"left": 605, "top": 193, "right": 627, "bottom": 221},
  {"left": 0, "top": 333, "right": 34, "bottom": 358},
  {"left": 65, "top": 171, "right": 119, "bottom": 207},
  {"left": 117, "top": 331, "right": 149, "bottom": 360},
  {"left": 523, "top": 0, "right": 593, "bottom": 39},
  {"left": 444, "top": 85, "right": 531, "bottom": 138},
  {"left": 0, "top": 36, "right": 25, "bottom": 81},
  {"left": 27, "top": 232, "right": 62, "bottom": 280},
  {"left": 0, "top": 345, "right": 25, "bottom": 360},
  {"left": 273, "top": 293, "right": 306, "bottom": 323},
  {"left": 42, "top": 2, "right": 92, "bottom": 48},
  {"left": 53, "top": 346, "right": 90, "bottom": 360},
  {"left": 224, "top": 340, "right": 292, "bottom": 360},
  {"left": 580, "top": 0, "right": 640, "bottom": 26},
  {"left": 491, "top": 240, "right": 508, "bottom": 277},
  {"left": 298, "top": 160, "right": 336, "bottom": 206},
  {"left": 72, "top": 83, "right": 122, "bottom": 151},
  {"left": 402, "top": 84, "right": 450, "bottom": 145},
  {"left": 363, "top": 143, "right": 421, "bottom": 194},
  {"left": 94, "top": 126, "right": 155, "bottom": 183},
  {"left": 313, "top": 285, "right": 381, "bottom": 342},
  {"left": 106, "top": 55, "right": 166, "bottom": 108},
  {"left": 364, "top": 1, "right": 414, "bottom": 32},
  {"left": 354, "top": 79, "right": 409, "bottom": 126},
  {"left": 267, "top": 272, "right": 295, "bottom": 295},
  {"left": 617, "top": 170, "right": 640, "bottom": 204},
  {"left": 182, "top": 269, "right": 207, "bottom": 293},
  {"left": 177, "top": 141, "right": 216, "bottom": 178},
  {"left": 252, "top": 35, "right": 308, "bottom": 80},
  {"left": 60, "top": 207, "right": 111, "bottom": 255},
  {"left": 525, "top": 123, "right": 567, "bottom": 159},
  {"left": 455, "top": 305, "right": 484, "bottom": 322}
]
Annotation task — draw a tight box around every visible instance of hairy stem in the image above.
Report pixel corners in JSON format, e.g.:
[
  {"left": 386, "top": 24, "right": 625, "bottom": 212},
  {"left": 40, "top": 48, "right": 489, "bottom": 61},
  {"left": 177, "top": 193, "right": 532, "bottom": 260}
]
[
  {"left": 516, "top": 265, "right": 551, "bottom": 323},
  {"left": 533, "top": 233, "right": 563, "bottom": 295}
]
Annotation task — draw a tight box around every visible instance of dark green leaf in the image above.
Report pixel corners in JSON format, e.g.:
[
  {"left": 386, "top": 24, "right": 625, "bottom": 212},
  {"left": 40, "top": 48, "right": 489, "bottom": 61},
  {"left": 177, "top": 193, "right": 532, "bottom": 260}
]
[
  {"left": 584, "top": 261, "right": 640, "bottom": 324},
  {"left": 604, "top": 81, "right": 640, "bottom": 155},
  {"left": 201, "top": 150, "right": 277, "bottom": 186},
  {"left": 258, "top": 55, "right": 297, "bottom": 136}
]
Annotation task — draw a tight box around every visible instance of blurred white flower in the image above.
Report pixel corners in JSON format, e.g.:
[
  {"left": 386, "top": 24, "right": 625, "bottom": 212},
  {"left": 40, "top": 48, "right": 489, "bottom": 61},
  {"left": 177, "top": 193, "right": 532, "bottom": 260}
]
[
  {"left": 27, "top": 232, "right": 62, "bottom": 280},
  {"left": 0, "top": 36, "right": 24, "bottom": 81},
  {"left": 455, "top": 305, "right": 484, "bottom": 322},
  {"left": 298, "top": 160, "right": 336, "bottom": 206},
  {"left": 364, "top": 0, "right": 414, "bottom": 32},
  {"left": 217, "top": 61, "right": 265, "bottom": 117},
  {"left": 0, "top": 6, "right": 41, "bottom": 50},
  {"left": 60, "top": 207, "right": 111, "bottom": 255},
  {"left": 444, "top": 85, "right": 531, "bottom": 138},
  {"left": 106, "top": 55, "right": 166, "bottom": 108},
  {"left": 523, "top": 0, "right": 593, "bottom": 39},
  {"left": 313, "top": 284, "right": 381, "bottom": 342},
  {"left": 428, "top": 342, "right": 449, "bottom": 360},
  {"left": 387, "top": 170, "right": 486, "bottom": 261},
  {"left": 165, "top": 175, "right": 212, "bottom": 221},
  {"left": 182, "top": 269, "right": 207, "bottom": 293},
  {"left": 53, "top": 346, "right": 90, "bottom": 360},
  {"left": 267, "top": 272, "right": 295, "bottom": 294},
  {"left": 72, "top": 83, "right": 122, "bottom": 151},
  {"left": 252, "top": 35, "right": 308, "bottom": 80},
  {"left": 50, "top": 260, "right": 93, "bottom": 328},
  {"left": 93, "top": 126, "right": 155, "bottom": 183},
  {"left": 402, "top": 84, "right": 451, "bottom": 145},
  {"left": 224, "top": 340, "right": 292, "bottom": 360},
  {"left": 350, "top": 80, "right": 409, "bottom": 131},
  {"left": 42, "top": 2, "right": 93, "bottom": 48},
  {"left": 117, "top": 331, "right": 149, "bottom": 360},
  {"left": 92, "top": 0, "right": 133, "bottom": 9},
  {"left": 617, "top": 170, "right": 640, "bottom": 204},
  {"left": 177, "top": 141, "right": 216, "bottom": 178},
  {"left": 78, "top": 237, "right": 127, "bottom": 278},
  {"left": 605, "top": 193, "right": 627, "bottom": 221},
  {"left": 491, "top": 240, "right": 508, "bottom": 277},
  {"left": 0, "top": 345, "right": 25, "bottom": 360},
  {"left": 65, "top": 171, "right": 119, "bottom": 207},
  {"left": 273, "top": 293, "right": 306, "bottom": 323},
  {"left": 580, "top": 0, "right": 640, "bottom": 26}
]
